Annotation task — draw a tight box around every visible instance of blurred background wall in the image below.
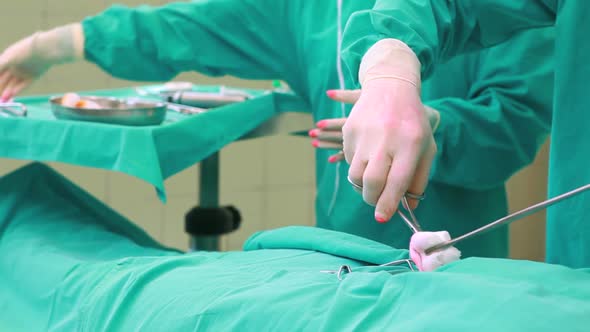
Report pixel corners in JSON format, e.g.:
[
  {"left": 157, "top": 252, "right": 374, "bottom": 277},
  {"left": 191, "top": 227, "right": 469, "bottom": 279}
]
[{"left": 0, "top": 0, "right": 547, "bottom": 259}]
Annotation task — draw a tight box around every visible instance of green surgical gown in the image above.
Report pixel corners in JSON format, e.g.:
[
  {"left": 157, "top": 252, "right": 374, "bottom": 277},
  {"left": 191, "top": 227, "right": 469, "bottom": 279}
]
[
  {"left": 341, "top": 0, "right": 589, "bottom": 268},
  {"left": 80, "top": 0, "right": 553, "bottom": 258}
]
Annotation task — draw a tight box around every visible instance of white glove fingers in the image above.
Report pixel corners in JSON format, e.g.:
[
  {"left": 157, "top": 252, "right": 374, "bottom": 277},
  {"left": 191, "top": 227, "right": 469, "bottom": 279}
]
[
  {"left": 316, "top": 117, "right": 347, "bottom": 130},
  {"left": 0, "top": 71, "right": 14, "bottom": 101},
  {"left": 328, "top": 151, "right": 345, "bottom": 163},
  {"left": 312, "top": 140, "right": 342, "bottom": 150},
  {"left": 362, "top": 152, "right": 392, "bottom": 207},
  {"left": 374, "top": 150, "right": 420, "bottom": 222},
  {"left": 7, "top": 77, "right": 29, "bottom": 100},
  {"left": 315, "top": 129, "right": 343, "bottom": 143},
  {"left": 326, "top": 89, "right": 361, "bottom": 104},
  {"left": 406, "top": 137, "right": 437, "bottom": 209},
  {"left": 347, "top": 156, "right": 368, "bottom": 194}
]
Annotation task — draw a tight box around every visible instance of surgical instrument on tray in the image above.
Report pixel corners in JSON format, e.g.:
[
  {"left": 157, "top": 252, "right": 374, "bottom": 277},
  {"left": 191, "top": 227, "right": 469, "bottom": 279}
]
[
  {"left": 164, "top": 102, "right": 206, "bottom": 115},
  {"left": 425, "top": 183, "right": 590, "bottom": 255},
  {"left": 166, "top": 90, "right": 247, "bottom": 108},
  {"left": 135, "top": 85, "right": 251, "bottom": 109},
  {"left": 0, "top": 102, "right": 27, "bottom": 117},
  {"left": 135, "top": 88, "right": 206, "bottom": 115}
]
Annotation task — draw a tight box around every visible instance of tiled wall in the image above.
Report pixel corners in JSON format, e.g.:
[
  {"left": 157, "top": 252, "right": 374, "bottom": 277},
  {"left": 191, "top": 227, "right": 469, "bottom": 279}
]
[{"left": 0, "top": 0, "right": 548, "bottom": 259}]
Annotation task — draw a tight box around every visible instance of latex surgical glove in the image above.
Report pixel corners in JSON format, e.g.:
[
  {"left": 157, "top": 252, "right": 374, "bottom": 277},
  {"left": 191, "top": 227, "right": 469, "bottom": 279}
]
[
  {"left": 309, "top": 117, "right": 346, "bottom": 163},
  {"left": 310, "top": 89, "right": 440, "bottom": 164},
  {"left": 342, "top": 39, "right": 437, "bottom": 223},
  {"left": 409, "top": 231, "right": 461, "bottom": 272},
  {"left": 0, "top": 23, "right": 84, "bottom": 101},
  {"left": 309, "top": 91, "right": 359, "bottom": 163}
]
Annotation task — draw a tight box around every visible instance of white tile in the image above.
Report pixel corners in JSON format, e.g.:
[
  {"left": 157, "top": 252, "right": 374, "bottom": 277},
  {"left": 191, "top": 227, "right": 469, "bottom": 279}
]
[
  {"left": 263, "top": 186, "right": 315, "bottom": 229},
  {"left": 104, "top": 0, "right": 162, "bottom": 7},
  {"left": 0, "top": 2, "right": 47, "bottom": 15},
  {"left": 264, "top": 135, "right": 315, "bottom": 187},
  {"left": 107, "top": 171, "right": 158, "bottom": 202},
  {"left": 220, "top": 140, "right": 266, "bottom": 192},
  {"left": 165, "top": 165, "right": 199, "bottom": 196},
  {"left": 173, "top": 72, "right": 273, "bottom": 90},
  {"left": 106, "top": 77, "right": 147, "bottom": 90},
  {"left": 48, "top": 162, "right": 108, "bottom": 202},
  {"left": 105, "top": 171, "right": 163, "bottom": 241},
  {"left": 44, "top": 62, "right": 111, "bottom": 93},
  {"left": 45, "top": 1, "right": 109, "bottom": 16},
  {"left": 0, "top": 158, "right": 29, "bottom": 176},
  {"left": 506, "top": 140, "right": 549, "bottom": 261},
  {"left": 114, "top": 201, "right": 164, "bottom": 242},
  {"left": 22, "top": 76, "right": 53, "bottom": 96},
  {"left": 0, "top": 15, "right": 44, "bottom": 49}
]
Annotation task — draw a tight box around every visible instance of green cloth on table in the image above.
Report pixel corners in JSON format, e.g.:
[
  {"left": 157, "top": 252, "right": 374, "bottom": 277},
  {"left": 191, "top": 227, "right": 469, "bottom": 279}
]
[{"left": 4, "top": 85, "right": 307, "bottom": 200}]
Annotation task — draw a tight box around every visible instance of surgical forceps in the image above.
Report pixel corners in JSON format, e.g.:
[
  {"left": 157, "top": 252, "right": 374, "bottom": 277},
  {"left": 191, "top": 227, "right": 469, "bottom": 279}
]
[
  {"left": 397, "top": 195, "right": 423, "bottom": 233},
  {"left": 135, "top": 87, "right": 206, "bottom": 115},
  {"left": 425, "top": 183, "right": 590, "bottom": 255},
  {"left": 320, "top": 258, "right": 416, "bottom": 280},
  {"left": 347, "top": 175, "right": 423, "bottom": 233},
  {"left": 135, "top": 85, "right": 251, "bottom": 111}
]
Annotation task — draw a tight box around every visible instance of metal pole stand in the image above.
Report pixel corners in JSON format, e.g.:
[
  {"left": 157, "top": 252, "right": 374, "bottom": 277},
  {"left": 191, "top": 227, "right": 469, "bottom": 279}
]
[{"left": 185, "top": 152, "right": 242, "bottom": 251}]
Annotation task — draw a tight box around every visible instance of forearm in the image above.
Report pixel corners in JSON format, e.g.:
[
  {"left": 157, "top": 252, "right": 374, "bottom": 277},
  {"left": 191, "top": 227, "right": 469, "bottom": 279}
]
[
  {"left": 341, "top": 0, "right": 556, "bottom": 84},
  {"left": 28, "top": 23, "right": 84, "bottom": 65},
  {"left": 82, "top": 0, "right": 288, "bottom": 82}
]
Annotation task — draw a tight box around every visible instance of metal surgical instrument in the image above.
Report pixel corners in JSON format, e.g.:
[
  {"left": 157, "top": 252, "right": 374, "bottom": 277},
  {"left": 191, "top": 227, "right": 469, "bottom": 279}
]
[
  {"left": 425, "top": 183, "right": 590, "bottom": 255},
  {"left": 397, "top": 195, "right": 423, "bottom": 233},
  {"left": 0, "top": 102, "right": 27, "bottom": 117},
  {"left": 320, "top": 258, "right": 416, "bottom": 280},
  {"left": 346, "top": 175, "right": 424, "bottom": 233}
]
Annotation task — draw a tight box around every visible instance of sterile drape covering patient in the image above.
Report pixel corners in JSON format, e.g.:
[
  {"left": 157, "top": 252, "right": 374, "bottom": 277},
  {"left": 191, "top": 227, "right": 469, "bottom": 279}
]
[{"left": 0, "top": 163, "right": 588, "bottom": 331}]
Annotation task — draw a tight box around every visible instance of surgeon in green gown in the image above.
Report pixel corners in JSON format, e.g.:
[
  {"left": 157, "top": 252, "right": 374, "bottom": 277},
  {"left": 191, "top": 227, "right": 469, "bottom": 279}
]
[
  {"left": 0, "top": 0, "right": 553, "bottom": 258},
  {"left": 339, "top": 0, "right": 588, "bottom": 268}
]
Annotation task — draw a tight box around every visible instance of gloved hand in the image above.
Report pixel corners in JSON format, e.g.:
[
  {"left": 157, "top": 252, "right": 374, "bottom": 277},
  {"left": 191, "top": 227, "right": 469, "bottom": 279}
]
[
  {"left": 341, "top": 38, "right": 437, "bottom": 223},
  {"left": 309, "top": 117, "right": 346, "bottom": 163},
  {"left": 0, "top": 23, "right": 84, "bottom": 101},
  {"left": 309, "top": 89, "right": 440, "bottom": 164}
]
